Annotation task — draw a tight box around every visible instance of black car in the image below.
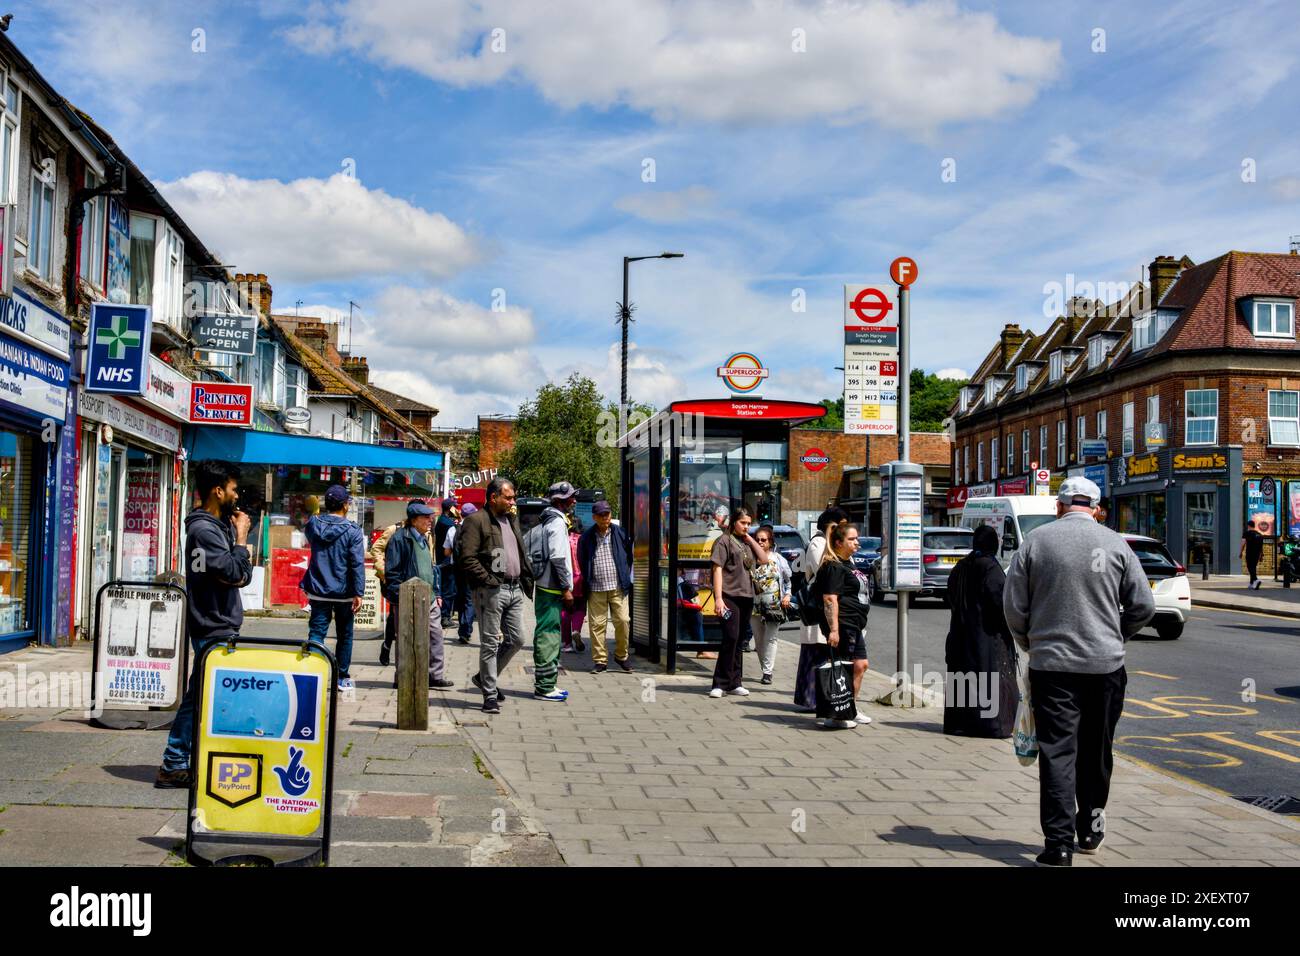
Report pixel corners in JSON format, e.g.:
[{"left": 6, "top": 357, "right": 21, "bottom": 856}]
[{"left": 851, "top": 535, "right": 882, "bottom": 574}]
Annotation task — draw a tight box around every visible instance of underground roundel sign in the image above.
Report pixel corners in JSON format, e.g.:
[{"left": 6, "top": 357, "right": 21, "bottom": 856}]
[
  {"left": 800, "top": 448, "right": 830, "bottom": 471},
  {"left": 716, "top": 352, "right": 769, "bottom": 394}
]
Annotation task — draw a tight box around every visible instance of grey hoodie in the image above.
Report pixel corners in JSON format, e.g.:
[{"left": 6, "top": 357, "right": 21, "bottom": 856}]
[
  {"left": 1002, "top": 511, "right": 1155, "bottom": 674},
  {"left": 525, "top": 507, "right": 573, "bottom": 592}
]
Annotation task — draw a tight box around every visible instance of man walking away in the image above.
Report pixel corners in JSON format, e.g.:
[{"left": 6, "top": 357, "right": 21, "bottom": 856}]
[
  {"left": 1240, "top": 520, "right": 1264, "bottom": 590},
  {"left": 525, "top": 481, "right": 576, "bottom": 700},
  {"left": 459, "top": 478, "right": 534, "bottom": 713},
  {"left": 1003, "top": 477, "right": 1155, "bottom": 867},
  {"left": 578, "top": 499, "right": 633, "bottom": 674},
  {"left": 384, "top": 501, "right": 454, "bottom": 690},
  {"left": 370, "top": 499, "right": 426, "bottom": 666},
  {"left": 435, "top": 498, "right": 459, "bottom": 626},
  {"left": 301, "top": 485, "right": 365, "bottom": 690},
  {"left": 155, "top": 460, "right": 253, "bottom": 788},
  {"left": 447, "top": 502, "right": 478, "bottom": 643}
]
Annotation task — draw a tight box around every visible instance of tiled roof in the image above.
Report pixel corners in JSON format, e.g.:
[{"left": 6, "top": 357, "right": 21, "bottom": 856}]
[
  {"left": 369, "top": 386, "right": 440, "bottom": 416},
  {"left": 1155, "top": 251, "right": 1300, "bottom": 354}
]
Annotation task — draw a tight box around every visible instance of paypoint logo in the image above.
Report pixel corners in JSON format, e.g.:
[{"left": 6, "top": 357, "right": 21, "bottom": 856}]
[
  {"left": 207, "top": 752, "right": 262, "bottom": 808},
  {"left": 715, "top": 352, "right": 769, "bottom": 394}
]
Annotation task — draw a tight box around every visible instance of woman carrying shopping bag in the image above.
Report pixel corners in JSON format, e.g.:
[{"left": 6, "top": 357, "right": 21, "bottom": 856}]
[{"left": 813, "top": 520, "right": 872, "bottom": 729}]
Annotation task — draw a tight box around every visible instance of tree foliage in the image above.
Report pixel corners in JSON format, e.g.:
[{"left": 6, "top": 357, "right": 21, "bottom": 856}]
[{"left": 805, "top": 370, "right": 967, "bottom": 433}]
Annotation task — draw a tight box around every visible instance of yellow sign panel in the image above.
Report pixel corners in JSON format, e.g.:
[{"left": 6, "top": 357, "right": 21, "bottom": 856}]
[{"left": 193, "top": 643, "right": 332, "bottom": 839}]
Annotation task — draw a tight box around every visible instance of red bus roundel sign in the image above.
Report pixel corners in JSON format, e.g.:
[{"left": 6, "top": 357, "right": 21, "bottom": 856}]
[{"left": 800, "top": 449, "right": 830, "bottom": 472}]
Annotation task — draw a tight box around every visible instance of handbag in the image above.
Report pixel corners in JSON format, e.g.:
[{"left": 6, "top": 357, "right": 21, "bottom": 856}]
[
  {"left": 815, "top": 656, "right": 858, "bottom": 721},
  {"left": 1012, "top": 657, "right": 1038, "bottom": 766}
]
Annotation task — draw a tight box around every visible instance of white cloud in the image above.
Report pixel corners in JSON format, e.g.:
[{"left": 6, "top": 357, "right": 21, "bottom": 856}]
[
  {"left": 1274, "top": 177, "right": 1300, "bottom": 201},
  {"left": 157, "top": 172, "right": 479, "bottom": 283},
  {"left": 285, "top": 0, "right": 1061, "bottom": 135},
  {"left": 934, "top": 367, "right": 969, "bottom": 380},
  {"left": 614, "top": 186, "right": 717, "bottom": 223}
]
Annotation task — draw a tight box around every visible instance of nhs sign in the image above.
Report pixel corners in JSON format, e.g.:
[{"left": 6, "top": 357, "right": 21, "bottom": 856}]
[{"left": 86, "top": 302, "right": 152, "bottom": 395}]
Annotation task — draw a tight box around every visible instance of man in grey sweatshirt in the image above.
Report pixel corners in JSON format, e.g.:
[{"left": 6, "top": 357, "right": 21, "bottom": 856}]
[{"left": 1003, "top": 476, "right": 1155, "bottom": 867}]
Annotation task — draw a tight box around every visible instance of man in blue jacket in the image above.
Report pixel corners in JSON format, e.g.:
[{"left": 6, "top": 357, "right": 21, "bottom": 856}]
[
  {"left": 385, "top": 500, "right": 454, "bottom": 690},
  {"left": 301, "top": 485, "right": 366, "bottom": 691},
  {"left": 155, "top": 459, "right": 253, "bottom": 788},
  {"left": 577, "top": 500, "right": 633, "bottom": 673}
]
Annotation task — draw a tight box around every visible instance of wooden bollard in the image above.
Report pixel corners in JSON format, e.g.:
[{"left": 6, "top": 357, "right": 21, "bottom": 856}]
[{"left": 396, "top": 577, "right": 431, "bottom": 730}]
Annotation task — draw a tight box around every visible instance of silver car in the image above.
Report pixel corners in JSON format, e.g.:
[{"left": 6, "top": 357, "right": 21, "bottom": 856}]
[{"left": 872, "top": 526, "right": 974, "bottom": 603}]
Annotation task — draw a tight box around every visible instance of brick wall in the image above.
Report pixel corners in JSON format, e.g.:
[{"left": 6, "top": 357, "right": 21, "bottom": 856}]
[
  {"left": 478, "top": 417, "right": 517, "bottom": 470},
  {"left": 786, "top": 428, "right": 869, "bottom": 516}
]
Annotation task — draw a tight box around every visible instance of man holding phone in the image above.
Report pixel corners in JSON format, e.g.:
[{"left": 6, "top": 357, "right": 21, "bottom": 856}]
[{"left": 155, "top": 460, "right": 253, "bottom": 788}]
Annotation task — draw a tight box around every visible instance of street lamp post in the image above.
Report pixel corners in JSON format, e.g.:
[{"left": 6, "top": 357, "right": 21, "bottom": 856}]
[{"left": 620, "top": 252, "right": 684, "bottom": 421}]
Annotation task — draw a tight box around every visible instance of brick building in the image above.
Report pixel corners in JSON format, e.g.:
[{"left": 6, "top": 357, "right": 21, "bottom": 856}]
[
  {"left": 477, "top": 415, "right": 517, "bottom": 470},
  {"left": 950, "top": 249, "right": 1300, "bottom": 574}
]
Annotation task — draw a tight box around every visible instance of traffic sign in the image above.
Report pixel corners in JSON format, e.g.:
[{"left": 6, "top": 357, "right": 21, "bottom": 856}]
[
  {"left": 848, "top": 286, "right": 893, "bottom": 323},
  {"left": 890, "top": 257, "right": 918, "bottom": 288},
  {"left": 844, "top": 283, "right": 901, "bottom": 436}
]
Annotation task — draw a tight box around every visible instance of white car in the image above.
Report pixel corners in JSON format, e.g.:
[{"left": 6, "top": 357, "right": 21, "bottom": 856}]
[{"left": 1123, "top": 534, "right": 1191, "bottom": 639}]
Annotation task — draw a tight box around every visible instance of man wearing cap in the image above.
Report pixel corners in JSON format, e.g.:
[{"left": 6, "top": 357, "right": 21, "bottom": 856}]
[
  {"left": 445, "top": 502, "right": 478, "bottom": 643},
  {"left": 460, "top": 477, "right": 534, "bottom": 713},
  {"left": 435, "top": 498, "right": 459, "bottom": 627},
  {"left": 384, "top": 500, "right": 455, "bottom": 690},
  {"left": 578, "top": 500, "right": 633, "bottom": 673},
  {"left": 370, "top": 498, "right": 430, "bottom": 666},
  {"left": 1003, "top": 476, "right": 1155, "bottom": 867},
  {"left": 523, "top": 481, "right": 577, "bottom": 700},
  {"left": 301, "top": 485, "right": 367, "bottom": 691}
]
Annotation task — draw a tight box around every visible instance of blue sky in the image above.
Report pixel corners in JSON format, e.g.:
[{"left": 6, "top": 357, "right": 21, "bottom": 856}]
[{"left": 12, "top": 0, "right": 1300, "bottom": 425}]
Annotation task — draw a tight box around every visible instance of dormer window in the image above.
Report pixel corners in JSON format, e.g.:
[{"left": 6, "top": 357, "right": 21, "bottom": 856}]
[
  {"left": 958, "top": 386, "right": 974, "bottom": 412},
  {"left": 1250, "top": 299, "right": 1295, "bottom": 339},
  {"left": 1087, "top": 336, "right": 1111, "bottom": 369},
  {"left": 1049, "top": 351, "right": 1064, "bottom": 382},
  {"left": 1016, "top": 365, "right": 1030, "bottom": 392},
  {"left": 1132, "top": 309, "right": 1179, "bottom": 351},
  {"left": 984, "top": 379, "right": 1000, "bottom": 403}
]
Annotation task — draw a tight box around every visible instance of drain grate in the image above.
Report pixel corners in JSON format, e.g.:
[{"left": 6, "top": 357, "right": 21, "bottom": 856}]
[{"left": 1234, "top": 794, "right": 1300, "bottom": 814}]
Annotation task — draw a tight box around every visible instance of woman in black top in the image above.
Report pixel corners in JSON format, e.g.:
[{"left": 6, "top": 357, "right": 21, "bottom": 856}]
[{"left": 815, "top": 521, "right": 872, "bottom": 725}]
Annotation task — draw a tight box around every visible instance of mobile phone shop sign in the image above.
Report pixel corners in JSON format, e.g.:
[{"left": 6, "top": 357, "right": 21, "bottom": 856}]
[{"left": 95, "top": 584, "right": 184, "bottom": 708}]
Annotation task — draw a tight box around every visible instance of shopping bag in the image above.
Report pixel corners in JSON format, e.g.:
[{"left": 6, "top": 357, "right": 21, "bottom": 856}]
[
  {"left": 816, "top": 657, "right": 858, "bottom": 721},
  {"left": 1012, "top": 659, "right": 1038, "bottom": 766}
]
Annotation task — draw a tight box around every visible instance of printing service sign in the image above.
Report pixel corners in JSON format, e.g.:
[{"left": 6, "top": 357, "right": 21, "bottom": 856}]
[
  {"left": 86, "top": 303, "right": 152, "bottom": 395},
  {"left": 92, "top": 582, "right": 185, "bottom": 710},
  {"left": 189, "top": 381, "right": 254, "bottom": 426},
  {"left": 191, "top": 641, "right": 335, "bottom": 852}
]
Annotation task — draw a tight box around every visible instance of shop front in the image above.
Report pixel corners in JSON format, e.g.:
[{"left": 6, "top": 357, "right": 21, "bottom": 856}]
[
  {"left": 1111, "top": 446, "right": 1242, "bottom": 572},
  {"left": 187, "top": 428, "right": 444, "bottom": 610},
  {"left": 620, "top": 399, "right": 826, "bottom": 673},
  {"left": 0, "top": 288, "right": 73, "bottom": 652}
]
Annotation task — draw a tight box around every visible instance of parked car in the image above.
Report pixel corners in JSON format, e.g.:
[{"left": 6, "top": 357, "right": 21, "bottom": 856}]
[
  {"left": 873, "top": 526, "right": 973, "bottom": 603},
  {"left": 769, "top": 524, "right": 808, "bottom": 581},
  {"left": 1123, "top": 534, "right": 1190, "bottom": 639},
  {"left": 852, "top": 535, "right": 881, "bottom": 574}
]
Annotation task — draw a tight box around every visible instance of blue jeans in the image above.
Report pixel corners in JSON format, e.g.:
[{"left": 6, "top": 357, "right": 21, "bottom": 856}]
[
  {"left": 439, "top": 562, "right": 456, "bottom": 619},
  {"left": 161, "top": 634, "right": 222, "bottom": 772},
  {"left": 456, "top": 582, "right": 475, "bottom": 638},
  {"left": 309, "top": 599, "right": 355, "bottom": 678}
]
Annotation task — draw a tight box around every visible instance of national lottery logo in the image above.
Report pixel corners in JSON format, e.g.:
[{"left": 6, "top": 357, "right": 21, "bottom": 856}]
[{"left": 273, "top": 746, "right": 311, "bottom": 797}]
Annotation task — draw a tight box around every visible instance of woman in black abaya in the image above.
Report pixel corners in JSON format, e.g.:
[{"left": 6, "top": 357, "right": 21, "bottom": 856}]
[{"left": 943, "top": 524, "right": 1017, "bottom": 738}]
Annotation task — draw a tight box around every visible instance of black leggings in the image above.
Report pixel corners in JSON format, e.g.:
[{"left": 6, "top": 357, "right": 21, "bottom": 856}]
[{"left": 712, "top": 595, "right": 753, "bottom": 690}]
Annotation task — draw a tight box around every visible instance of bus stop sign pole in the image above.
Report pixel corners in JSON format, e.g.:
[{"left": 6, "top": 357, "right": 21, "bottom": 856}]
[{"left": 892, "top": 256, "right": 917, "bottom": 705}]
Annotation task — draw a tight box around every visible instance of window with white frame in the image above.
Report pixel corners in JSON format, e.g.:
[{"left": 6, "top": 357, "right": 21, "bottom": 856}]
[
  {"left": 1040, "top": 425, "right": 1048, "bottom": 465},
  {"left": 1185, "top": 389, "right": 1218, "bottom": 445},
  {"left": 1122, "top": 402, "right": 1134, "bottom": 456},
  {"left": 985, "top": 379, "right": 1003, "bottom": 404},
  {"left": 1087, "top": 337, "right": 1110, "bottom": 369},
  {"left": 1267, "top": 390, "right": 1299, "bottom": 446},
  {"left": 1022, "top": 429, "right": 1030, "bottom": 471},
  {"left": 1007, "top": 432, "right": 1015, "bottom": 474},
  {"left": 78, "top": 171, "right": 107, "bottom": 289},
  {"left": 1057, "top": 420, "right": 1066, "bottom": 467},
  {"left": 27, "top": 155, "right": 56, "bottom": 280},
  {"left": 977, "top": 442, "right": 985, "bottom": 482},
  {"left": 1096, "top": 410, "right": 1107, "bottom": 439},
  {"left": 1049, "top": 351, "right": 1064, "bottom": 382},
  {"left": 1145, "top": 394, "right": 1160, "bottom": 448},
  {"left": 257, "top": 340, "right": 279, "bottom": 406},
  {"left": 990, "top": 437, "right": 999, "bottom": 478},
  {"left": 0, "top": 69, "right": 19, "bottom": 205},
  {"left": 1251, "top": 299, "right": 1295, "bottom": 339},
  {"left": 1016, "top": 365, "right": 1029, "bottom": 392},
  {"left": 286, "top": 364, "right": 307, "bottom": 410},
  {"left": 1076, "top": 415, "right": 1085, "bottom": 453},
  {"left": 129, "top": 213, "right": 186, "bottom": 332}
]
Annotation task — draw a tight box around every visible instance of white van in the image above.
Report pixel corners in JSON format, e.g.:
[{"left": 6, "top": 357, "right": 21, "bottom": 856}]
[{"left": 959, "top": 495, "right": 1059, "bottom": 568}]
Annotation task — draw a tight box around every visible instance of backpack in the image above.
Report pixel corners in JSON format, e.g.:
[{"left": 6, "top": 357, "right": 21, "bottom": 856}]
[
  {"left": 797, "top": 545, "right": 828, "bottom": 629},
  {"left": 523, "top": 511, "right": 562, "bottom": 582}
]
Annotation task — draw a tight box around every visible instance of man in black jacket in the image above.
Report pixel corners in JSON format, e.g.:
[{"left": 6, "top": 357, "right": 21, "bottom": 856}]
[
  {"left": 156, "top": 460, "right": 253, "bottom": 788},
  {"left": 577, "top": 500, "right": 633, "bottom": 673},
  {"left": 457, "top": 477, "right": 533, "bottom": 713}
]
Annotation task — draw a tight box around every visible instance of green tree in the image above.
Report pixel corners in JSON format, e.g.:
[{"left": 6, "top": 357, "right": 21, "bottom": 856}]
[
  {"left": 802, "top": 397, "right": 843, "bottom": 430},
  {"left": 807, "top": 370, "right": 966, "bottom": 434}
]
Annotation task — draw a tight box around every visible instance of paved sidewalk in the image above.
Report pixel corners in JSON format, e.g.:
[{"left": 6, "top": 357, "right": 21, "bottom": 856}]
[
  {"left": 0, "top": 635, "right": 560, "bottom": 867},
  {"left": 1191, "top": 574, "right": 1300, "bottom": 618}
]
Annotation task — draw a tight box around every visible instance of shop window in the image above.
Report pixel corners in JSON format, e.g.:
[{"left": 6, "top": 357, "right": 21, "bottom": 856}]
[
  {"left": 0, "top": 69, "right": 19, "bottom": 205},
  {"left": 1122, "top": 402, "right": 1134, "bottom": 456},
  {"left": 1268, "top": 390, "right": 1300, "bottom": 446},
  {"left": 0, "top": 430, "right": 35, "bottom": 635},
  {"left": 122, "top": 449, "right": 165, "bottom": 582},
  {"left": 1185, "top": 389, "right": 1218, "bottom": 445},
  {"left": 1251, "top": 300, "right": 1294, "bottom": 339}
]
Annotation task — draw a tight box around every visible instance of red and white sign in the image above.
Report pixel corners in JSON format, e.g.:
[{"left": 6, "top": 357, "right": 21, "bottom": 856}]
[
  {"left": 847, "top": 286, "right": 893, "bottom": 324},
  {"left": 947, "top": 486, "right": 969, "bottom": 510},
  {"left": 998, "top": 478, "right": 1029, "bottom": 495},
  {"left": 799, "top": 448, "right": 830, "bottom": 471},
  {"left": 670, "top": 399, "right": 827, "bottom": 421},
  {"left": 1035, "top": 468, "right": 1050, "bottom": 485},
  {"left": 889, "top": 256, "right": 918, "bottom": 288},
  {"left": 189, "top": 382, "right": 253, "bottom": 426},
  {"left": 843, "top": 281, "right": 900, "bottom": 437}
]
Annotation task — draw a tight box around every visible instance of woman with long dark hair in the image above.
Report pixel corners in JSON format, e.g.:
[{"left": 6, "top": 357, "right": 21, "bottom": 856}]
[{"left": 708, "top": 505, "right": 769, "bottom": 698}]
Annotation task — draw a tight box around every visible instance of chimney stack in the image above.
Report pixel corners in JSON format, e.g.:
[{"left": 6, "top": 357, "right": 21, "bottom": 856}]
[
  {"left": 1148, "top": 256, "right": 1181, "bottom": 306},
  {"left": 1000, "top": 323, "right": 1026, "bottom": 368},
  {"left": 233, "top": 272, "right": 273, "bottom": 316},
  {"left": 342, "top": 355, "right": 369, "bottom": 386}
]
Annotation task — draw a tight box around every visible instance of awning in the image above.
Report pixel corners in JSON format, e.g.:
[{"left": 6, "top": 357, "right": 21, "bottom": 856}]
[{"left": 187, "top": 427, "right": 445, "bottom": 470}]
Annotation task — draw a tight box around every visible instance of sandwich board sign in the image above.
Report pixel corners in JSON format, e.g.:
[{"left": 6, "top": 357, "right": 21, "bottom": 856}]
[
  {"left": 90, "top": 581, "right": 187, "bottom": 729},
  {"left": 187, "top": 637, "right": 337, "bottom": 866}
]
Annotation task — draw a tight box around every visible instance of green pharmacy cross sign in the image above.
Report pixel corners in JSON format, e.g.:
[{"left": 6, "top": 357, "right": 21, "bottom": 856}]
[{"left": 87, "top": 302, "right": 153, "bottom": 396}]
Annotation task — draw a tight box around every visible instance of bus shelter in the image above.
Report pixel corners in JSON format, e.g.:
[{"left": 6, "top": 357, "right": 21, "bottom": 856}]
[{"left": 620, "top": 398, "right": 827, "bottom": 673}]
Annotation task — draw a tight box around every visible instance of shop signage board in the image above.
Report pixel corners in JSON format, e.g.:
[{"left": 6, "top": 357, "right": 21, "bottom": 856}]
[
  {"left": 188, "top": 638, "right": 336, "bottom": 866},
  {"left": 946, "top": 485, "right": 969, "bottom": 510},
  {"left": 86, "top": 303, "right": 152, "bottom": 395},
  {"left": 355, "top": 567, "right": 383, "bottom": 629},
  {"left": 91, "top": 581, "right": 186, "bottom": 711},
  {"left": 1172, "top": 450, "right": 1227, "bottom": 475},
  {"left": 189, "top": 382, "right": 254, "bottom": 426},
  {"left": 1245, "top": 477, "right": 1278, "bottom": 536},
  {"left": 78, "top": 389, "right": 182, "bottom": 451},
  {"left": 880, "top": 462, "right": 924, "bottom": 590},
  {"left": 969, "top": 481, "right": 997, "bottom": 499},
  {"left": 140, "top": 356, "right": 191, "bottom": 421},
  {"left": 843, "top": 283, "right": 899, "bottom": 435},
  {"left": 192, "top": 311, "right": 258, "bottom": 356},
  {"left": 0, "top": 328, "right": 69, "bottom": 423},
  {"left": 998, "top": 477, "right": 1029, "bottom": 495},
  {"left": 1145, "top": 422, "right": 1167, "bottom": 448},
  {"left": 1080, "top": 439, "right": 1109, "bottom": 460},
  {"left": 1125, "top": 452, "right": 1161, "bottom": 481},
  {"left": 1, "top": 287, "right": 72, "bottom": 359}
]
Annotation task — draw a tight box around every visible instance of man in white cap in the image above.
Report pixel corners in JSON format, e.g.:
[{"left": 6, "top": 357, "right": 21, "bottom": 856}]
[{"left": 1003, "top": 475, "right": 1155, "bottom": 867}]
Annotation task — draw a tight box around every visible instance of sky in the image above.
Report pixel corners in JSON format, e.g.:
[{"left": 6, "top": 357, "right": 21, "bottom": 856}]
[{"left": 12, "top": 0, "right": 1300, "bottom": 425}]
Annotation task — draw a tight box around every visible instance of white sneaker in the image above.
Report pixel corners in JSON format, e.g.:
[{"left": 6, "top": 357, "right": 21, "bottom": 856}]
[
  {"left": 708, "top": 687, "right": 725, "bottom": 698},
  {"left": 824, "top": 717, "right": 858, "bottom": 729},
  {"left": 534, "top": 688, "right": 569, "bottom": 701},
  {"left": 855, "top": 714, "right": 871, "bottom": 725},
  {"left": 727, "top": 686, "right": 750, "bottom": 696}
]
